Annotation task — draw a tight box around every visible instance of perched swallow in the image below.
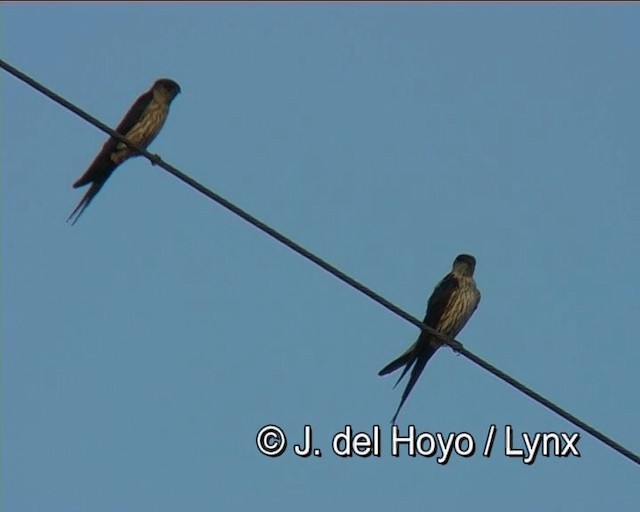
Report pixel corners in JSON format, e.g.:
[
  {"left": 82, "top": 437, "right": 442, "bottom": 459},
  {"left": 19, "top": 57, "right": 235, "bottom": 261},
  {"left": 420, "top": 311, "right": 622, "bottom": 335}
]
[
  {"left": 379, "top": 254, "right": 481, "bottom": 424},
  {"left": 67, "top": 78, "right": 181, "bottom": 225}
]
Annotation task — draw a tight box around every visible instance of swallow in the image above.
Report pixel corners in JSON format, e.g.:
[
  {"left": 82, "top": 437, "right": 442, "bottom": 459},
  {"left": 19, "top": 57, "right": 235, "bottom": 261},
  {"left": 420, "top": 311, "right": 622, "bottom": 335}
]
[
  {"left": 67, "top": 78, "right": 181, "bottom": 225},
  {"left": 379, "top": 254, "right": 481, "bottom": 424}
]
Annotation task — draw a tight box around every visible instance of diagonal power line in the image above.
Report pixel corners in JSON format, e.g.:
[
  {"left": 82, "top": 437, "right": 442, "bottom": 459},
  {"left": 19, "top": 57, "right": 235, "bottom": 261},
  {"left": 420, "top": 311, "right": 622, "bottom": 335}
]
[{"left": 2, "top": 58, "right": 638, "bottom": 466}]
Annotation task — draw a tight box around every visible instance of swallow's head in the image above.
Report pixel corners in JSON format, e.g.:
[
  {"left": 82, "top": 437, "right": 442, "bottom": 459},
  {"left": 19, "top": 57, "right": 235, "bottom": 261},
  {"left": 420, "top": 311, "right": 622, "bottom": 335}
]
[
  {"left": 452, "top": 254, "right": 476, "bottom": 276},
  {"left": 154, "top": 78, "right": 182, "bottom": 100}
]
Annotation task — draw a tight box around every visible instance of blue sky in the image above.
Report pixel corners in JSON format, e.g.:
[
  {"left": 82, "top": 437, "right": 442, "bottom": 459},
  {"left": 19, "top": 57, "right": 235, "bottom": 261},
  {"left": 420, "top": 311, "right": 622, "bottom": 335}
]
[{"left": 3, "top": 3, "right": 639, "bottom": 511}]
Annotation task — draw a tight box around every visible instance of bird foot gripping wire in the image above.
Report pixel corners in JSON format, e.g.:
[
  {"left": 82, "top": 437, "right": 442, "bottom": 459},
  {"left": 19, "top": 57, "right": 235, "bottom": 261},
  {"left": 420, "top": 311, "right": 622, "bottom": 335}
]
[{"left": 447, "top": 338, "right": 464, "bottom": 354}]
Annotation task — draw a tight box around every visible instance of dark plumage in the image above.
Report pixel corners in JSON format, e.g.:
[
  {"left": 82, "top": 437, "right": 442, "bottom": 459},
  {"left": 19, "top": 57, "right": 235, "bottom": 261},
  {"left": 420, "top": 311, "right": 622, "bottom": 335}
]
[
  {"left": 67, "top": 78, "right": 181, "bottom": 225},
  {"left": 379, "top": 254, "right": 481, "bottom": 424}
]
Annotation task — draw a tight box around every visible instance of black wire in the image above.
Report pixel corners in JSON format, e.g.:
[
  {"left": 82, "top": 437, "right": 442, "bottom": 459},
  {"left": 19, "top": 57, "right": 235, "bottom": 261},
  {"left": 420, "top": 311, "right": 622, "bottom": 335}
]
[{"left": 3, "top": 58, "right": 638, "bottom": 466}]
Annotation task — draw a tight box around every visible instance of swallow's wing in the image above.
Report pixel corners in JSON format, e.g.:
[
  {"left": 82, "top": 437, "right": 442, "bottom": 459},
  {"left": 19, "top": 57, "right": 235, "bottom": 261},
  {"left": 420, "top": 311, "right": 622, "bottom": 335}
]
[
  {"left": 73, "top": 90, "right": 153, "bottom": 189},
  {"left": 113, "top": 90, "right": 154, "bottom": 137},
  {"left": 387, "top": 273, "right": 461, "bottom": 423},
  {"left": 424, "top": 273, "right": 459, "bottom": 328},
  {"left": 379, "top": 274, "right": 459, "bottom": 380}
]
